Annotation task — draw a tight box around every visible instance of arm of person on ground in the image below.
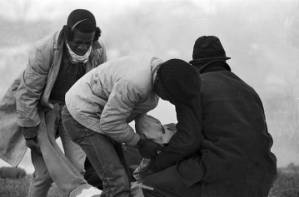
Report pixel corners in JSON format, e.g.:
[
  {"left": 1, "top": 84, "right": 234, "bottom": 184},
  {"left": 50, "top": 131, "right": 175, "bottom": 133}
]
[{"left": 149, "top": 103, "right": 203, "bottom": 172}]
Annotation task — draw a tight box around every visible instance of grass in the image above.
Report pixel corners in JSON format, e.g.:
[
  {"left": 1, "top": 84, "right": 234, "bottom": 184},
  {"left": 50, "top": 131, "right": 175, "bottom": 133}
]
[
  {"left": 0, "top": 175, "right": 62, "bottom": 197},
  {"left": 269, "top": 170, "right": 299, "bottom": 197},
  {"left": 1, "top": 168, "right": 299, "bottom": 197},
  {"left": 0, "top": 176, "right": 30, "bottom": 197}
]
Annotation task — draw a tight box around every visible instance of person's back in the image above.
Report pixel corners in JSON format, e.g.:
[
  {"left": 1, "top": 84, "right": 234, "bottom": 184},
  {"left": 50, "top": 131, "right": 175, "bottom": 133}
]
[
  {"left": 197, "top": 62, "right": 276, "bottom": 196},
  {"left": 190, "top": 36, "right": 277, "bottom": 197},
  {"left": 66, "top": 55, "right": 161, "bottom": 136},
  {"left": 201, "top": 67, "right": 273, "bottom": 159}
]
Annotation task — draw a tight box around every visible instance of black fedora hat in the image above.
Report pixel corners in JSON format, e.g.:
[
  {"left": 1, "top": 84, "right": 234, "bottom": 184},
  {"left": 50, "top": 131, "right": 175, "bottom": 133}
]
[{"left": 189, "top": 36, "right": 230, "bottom": 65}]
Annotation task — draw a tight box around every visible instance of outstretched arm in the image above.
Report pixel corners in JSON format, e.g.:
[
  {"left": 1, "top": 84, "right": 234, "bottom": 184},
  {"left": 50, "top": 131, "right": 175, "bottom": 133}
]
[{"left": 149, "top": 103, "right": 203, "bottom": 172}]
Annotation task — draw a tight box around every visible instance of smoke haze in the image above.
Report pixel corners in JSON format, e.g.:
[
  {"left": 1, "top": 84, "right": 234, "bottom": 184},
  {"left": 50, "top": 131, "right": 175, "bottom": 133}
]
[{"left": 0, "top": 0, "right": 298, "bottom": 172}]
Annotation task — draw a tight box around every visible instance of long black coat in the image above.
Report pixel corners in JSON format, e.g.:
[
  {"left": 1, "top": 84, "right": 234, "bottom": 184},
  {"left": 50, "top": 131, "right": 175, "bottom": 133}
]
[{"left": 180, "top": 62, "right": 277, "bottom": 197}]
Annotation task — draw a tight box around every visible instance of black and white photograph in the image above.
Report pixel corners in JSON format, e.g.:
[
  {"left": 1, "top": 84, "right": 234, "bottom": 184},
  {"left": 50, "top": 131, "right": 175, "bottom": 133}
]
[{"left": 0, "top": 0, "right": 298, "bottom": 196}]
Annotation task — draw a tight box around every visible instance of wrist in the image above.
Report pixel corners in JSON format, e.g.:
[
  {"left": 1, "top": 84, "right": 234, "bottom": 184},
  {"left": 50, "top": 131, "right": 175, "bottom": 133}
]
[
  {"left": 21, "top": 126, "right": 38, "bottom": 139},
  {"left": 136, "top": 138, "right": 145, "bottom": 148},
  {"left": 147, "top": 160, "right": 159, "bottom": 173},
  {"left": 126, "top": 133, "right": 141, "bottom": 147},
  {"left": 25, "top": 136, "right": 38, "bottom": 140}
]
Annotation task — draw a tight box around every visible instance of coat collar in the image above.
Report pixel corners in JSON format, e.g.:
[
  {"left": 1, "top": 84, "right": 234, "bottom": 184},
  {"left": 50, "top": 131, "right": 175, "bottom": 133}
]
[
  {"left": 41, "top": 30, "right": 104, "bottom": 108},
  {"left": 192, "top": 61, "right": 231, "bottom": 74}
]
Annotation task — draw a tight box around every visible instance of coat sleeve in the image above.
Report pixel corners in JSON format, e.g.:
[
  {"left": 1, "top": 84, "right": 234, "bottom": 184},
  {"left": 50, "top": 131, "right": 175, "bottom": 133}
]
[
  {"left": 150, "top": 102, "right": 203, "bottom": 171},
  {"left": 99, "top": 81, "right": 142, "bottom": 146},
  {"left": 16, "top": 41, "right": 52, "bottom": 127}
]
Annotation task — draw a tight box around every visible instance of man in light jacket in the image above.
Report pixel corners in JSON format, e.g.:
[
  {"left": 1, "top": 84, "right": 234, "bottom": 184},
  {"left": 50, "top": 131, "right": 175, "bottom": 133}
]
[
  {"left": 61, "top": 55, "right": 164, "bottom": 197},
  {"left": 0, "top": 9, "right": 106, "bottom": 197}
]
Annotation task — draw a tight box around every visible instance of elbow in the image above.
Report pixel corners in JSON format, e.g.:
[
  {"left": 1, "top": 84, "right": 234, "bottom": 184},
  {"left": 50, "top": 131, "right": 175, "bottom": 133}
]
[
  {"left": 99, "top": 119, "right": 112, "bottom": 134},
  {"left": 99, "top": 118, "right": 123, "bottom": 135},
  {"left": 182, "top": 138, "right": 201, "bottom": 156}
]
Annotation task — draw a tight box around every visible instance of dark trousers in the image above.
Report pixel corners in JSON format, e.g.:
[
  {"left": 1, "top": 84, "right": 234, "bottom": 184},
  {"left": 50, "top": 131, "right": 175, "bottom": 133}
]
[
  {"left": 84, "top": 147, "right": 142, "bottom": 190},
  {"left": 61, "top": 106, "right": 131, "bottom": 197},
  {"left": 84, "top": 158, "right": 103, "bottom": 189},
  {"left": 142, "top": 161, "right": 275, "bottom": 197},
  {"left": 142, "top": 165, "right": 202, "bottom": 197}
]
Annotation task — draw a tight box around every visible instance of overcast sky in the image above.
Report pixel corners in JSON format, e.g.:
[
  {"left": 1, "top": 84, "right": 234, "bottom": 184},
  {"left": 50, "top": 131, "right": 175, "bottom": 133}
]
[{"left": 0, "top": 0, "right": 224, "bottom": 21}]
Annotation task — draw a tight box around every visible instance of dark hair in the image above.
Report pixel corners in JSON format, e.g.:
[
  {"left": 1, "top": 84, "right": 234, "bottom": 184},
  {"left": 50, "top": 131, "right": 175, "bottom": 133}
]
[
  {"left": 156, "top": 59, "right": 201, "bottom": 104},
  {"left": 63, "top": 9, "right": 101, "bottom": 41},
  {"left": 62, "top": 25, "right": 101, "bottom": 41}
]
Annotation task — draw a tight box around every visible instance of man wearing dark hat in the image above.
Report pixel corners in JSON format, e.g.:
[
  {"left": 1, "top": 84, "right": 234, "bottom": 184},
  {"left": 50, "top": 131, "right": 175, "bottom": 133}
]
[
  {"left": 0, "top": 9, "right": 106, "bottom": 197},
  {"left": 186, "top": 36, "right": 277, "bottom": 197},
  {"left": 138, "top": 36, "right": 277, "bottom": 197}
]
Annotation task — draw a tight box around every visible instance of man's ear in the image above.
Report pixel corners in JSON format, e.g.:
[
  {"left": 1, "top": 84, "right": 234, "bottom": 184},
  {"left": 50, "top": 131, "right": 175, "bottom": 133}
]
[
  {"left": 62, "top": 25, "right": 72, "bottom": 41},
  {"left": 94, "top": 27, "right": 101, "bottom": 41}
]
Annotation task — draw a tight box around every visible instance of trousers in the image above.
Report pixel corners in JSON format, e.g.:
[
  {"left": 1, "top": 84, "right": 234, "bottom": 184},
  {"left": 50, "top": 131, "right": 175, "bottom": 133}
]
[{"left": 61, "top": 106, "right": 132, "bottom": 197}]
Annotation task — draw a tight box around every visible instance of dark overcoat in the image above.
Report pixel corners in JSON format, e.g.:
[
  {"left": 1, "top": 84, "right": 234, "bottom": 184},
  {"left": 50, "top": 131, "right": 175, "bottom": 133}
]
[{"left": 189, "top": 62, "right": 277, "bottom": 197}]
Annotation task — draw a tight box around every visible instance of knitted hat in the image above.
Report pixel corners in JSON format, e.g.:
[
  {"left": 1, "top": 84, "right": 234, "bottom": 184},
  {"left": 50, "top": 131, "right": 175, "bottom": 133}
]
[
  {"left": 190, "top": 36, "right": 230, "bottom": 65},
  {"left": 156, "top": 59, "right": 200, "bottom": 104},
  {"left": 67, "top": 9, "right": 96, "bottom": 33}
]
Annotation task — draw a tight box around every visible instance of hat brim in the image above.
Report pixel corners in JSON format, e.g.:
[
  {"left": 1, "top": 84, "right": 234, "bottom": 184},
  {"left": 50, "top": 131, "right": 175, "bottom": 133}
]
[{"left": 189, "top": 56, "right": 231, "bottom": 65}]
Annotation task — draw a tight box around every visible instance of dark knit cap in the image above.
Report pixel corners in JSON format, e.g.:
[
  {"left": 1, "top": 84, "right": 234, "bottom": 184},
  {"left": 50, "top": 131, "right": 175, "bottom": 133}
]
[
  {"left": 156, "top": 59, "right": 201, "bottom": 104},
  {"left": 190, "top": 36, "right": 230, "bottom": 65},
  {"left": 67, "top": 9, "right": 96, "bottom": 33}
]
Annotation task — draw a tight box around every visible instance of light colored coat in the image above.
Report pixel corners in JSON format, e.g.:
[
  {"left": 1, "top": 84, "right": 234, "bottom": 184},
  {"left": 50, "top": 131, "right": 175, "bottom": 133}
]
[
  {"left": 0, "top": 30, "right": 106, "bottom": 166},
  {"left": 66, "top": 55, "right": 162, "bottom": 146}
]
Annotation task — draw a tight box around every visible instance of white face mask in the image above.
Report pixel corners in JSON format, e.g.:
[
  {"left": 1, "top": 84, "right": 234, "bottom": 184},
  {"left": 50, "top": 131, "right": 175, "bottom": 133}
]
[{"left": 66, "top": 42, "right": 92, "bottom": 64}]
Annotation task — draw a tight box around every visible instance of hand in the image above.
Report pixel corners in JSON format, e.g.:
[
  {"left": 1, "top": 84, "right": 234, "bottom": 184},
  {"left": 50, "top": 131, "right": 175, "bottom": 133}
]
[
  {"left": 137, "top": 159, "right": 159, "bottom": 179},
  {"left": 163, "top": 123, "right": 177, "bottom": 132},
  {"left": 21, "top": 126, "right": 41, "bottom": 154},
  {"left": 25, "top": 137, "right": 41, "bottom": 154},
  {"left": 138, "top": 164, "right": 155, "bottom": 179},
  {"left": 137, "top": 138, "right": 163, "bottom": 159},
  {"left": 21, "top": 126, "right": 39, "bottom": 139}
]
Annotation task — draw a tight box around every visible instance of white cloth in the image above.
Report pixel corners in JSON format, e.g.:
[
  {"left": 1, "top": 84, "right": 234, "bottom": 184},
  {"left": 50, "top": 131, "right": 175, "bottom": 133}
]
[
  {"left": 66, "top": 42, "right": 92, "bottom": 64},
  {"left": 134, "top": 115, "right": 177, "bottom": 180}
]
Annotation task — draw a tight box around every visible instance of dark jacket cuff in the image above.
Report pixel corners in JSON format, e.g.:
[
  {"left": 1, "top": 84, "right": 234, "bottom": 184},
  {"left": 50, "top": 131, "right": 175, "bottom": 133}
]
[
  {"left": 177, "top": 156, "right": 205, "bottom": 187},
  {"left": 21, "top": 126, "right": 38, "bottom": 139}
]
